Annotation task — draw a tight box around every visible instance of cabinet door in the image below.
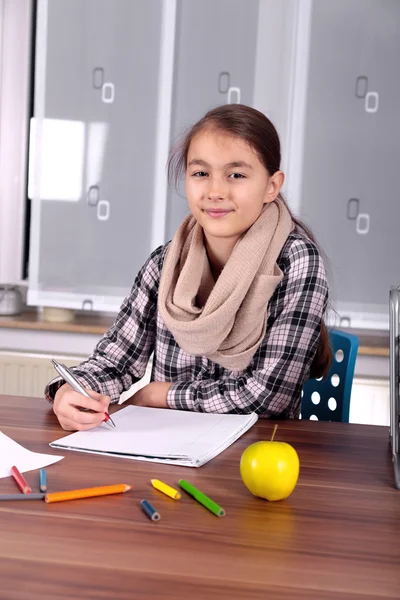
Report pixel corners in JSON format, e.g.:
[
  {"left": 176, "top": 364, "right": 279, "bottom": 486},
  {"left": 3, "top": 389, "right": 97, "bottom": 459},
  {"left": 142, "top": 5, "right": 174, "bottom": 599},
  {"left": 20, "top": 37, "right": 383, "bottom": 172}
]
[
  {"left": 299, "top": 0, "right": 400, "bottom": 327},
  {"left": 29, "top": 0, "right": 163, "bottom": 310},
  {"left": 165, "top": 0, "right": 260, "bottom": 240}
]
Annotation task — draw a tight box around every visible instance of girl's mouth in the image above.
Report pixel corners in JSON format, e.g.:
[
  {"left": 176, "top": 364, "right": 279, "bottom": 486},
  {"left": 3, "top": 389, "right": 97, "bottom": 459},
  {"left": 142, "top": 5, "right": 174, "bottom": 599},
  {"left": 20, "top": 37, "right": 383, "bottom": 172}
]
[{"left": 204, "top": 209, "right": 233, "bottom": 219}]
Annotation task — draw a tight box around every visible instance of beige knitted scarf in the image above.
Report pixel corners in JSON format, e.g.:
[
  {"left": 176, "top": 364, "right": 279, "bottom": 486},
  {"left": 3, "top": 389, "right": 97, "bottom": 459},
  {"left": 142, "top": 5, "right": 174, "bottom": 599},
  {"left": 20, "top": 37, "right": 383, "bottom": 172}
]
[{"left": 158, "top": 198, "right": 293, "bottom": 371}]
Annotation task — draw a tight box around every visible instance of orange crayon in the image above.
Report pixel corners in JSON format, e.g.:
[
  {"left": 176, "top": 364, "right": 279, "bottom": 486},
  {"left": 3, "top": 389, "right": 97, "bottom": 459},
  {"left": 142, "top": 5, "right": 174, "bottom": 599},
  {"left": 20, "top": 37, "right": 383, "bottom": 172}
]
[{"left": 45, "top": 484, "right": 132, "bottom": 504}]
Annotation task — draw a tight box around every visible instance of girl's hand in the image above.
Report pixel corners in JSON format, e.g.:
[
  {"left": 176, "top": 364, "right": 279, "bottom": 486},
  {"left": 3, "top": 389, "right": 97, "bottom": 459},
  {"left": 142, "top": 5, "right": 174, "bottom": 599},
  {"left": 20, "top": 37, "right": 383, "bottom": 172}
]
[
  {"left": 53, "top": 383, "right": 110, "bottom": 431},
  {"left": 130, "top": 382, "right": 172, "bottom": 408}
]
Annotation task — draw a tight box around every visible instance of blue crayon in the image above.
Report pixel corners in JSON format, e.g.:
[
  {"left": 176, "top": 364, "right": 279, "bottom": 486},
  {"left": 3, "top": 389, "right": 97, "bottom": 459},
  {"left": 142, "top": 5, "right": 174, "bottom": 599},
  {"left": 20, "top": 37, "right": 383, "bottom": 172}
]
[
  {"left": 140, "top": 499, "right": 160, "bottom": 521},
  {"left": 39, "top": 468, "right": 47, "bottom": 492}
]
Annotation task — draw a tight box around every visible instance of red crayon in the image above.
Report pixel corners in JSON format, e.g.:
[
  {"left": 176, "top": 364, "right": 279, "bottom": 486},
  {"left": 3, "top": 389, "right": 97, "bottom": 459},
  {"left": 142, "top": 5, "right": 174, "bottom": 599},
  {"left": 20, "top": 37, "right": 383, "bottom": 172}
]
[{"left": 10, "top": 466, "right": 32, "bottom": 494}]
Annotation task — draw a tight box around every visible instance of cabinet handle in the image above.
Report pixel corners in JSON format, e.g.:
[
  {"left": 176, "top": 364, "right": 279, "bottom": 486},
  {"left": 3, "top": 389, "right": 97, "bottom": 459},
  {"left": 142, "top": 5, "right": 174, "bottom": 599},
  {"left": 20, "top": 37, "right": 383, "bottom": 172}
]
[
  {"left": 218, "top": 72, "right": 230, "bottom": 93},
  {"left": 356, "top": 213, "right": 370, "bottom": 235},
  {"left": 227, "top": 86, "right": 241, "bottom": 104},
  {"left": 355, "top": 76, "right": 368, "bottom": 99},
  {"left": 339, "top": 316, "right": 351, "bottom": 328},
  {"left": 102, "top": 82, "right": 115, "bottom": 104},
  {"left": 365, "top": 91, "right": 379, "bottom": 113},
  {"left": 97, "top": 200, "right": 110, "bottom": 221},
  {"left": 347, "top": 198, "right": 359, "bottom": 220},
  {"left": 92, "top": 68, "right": 104, "bottom": 89},
  {"left": 82, "top": 299, "right": 93, "bottom": 311},
  {"left": 87, "top": 185, "right": 100, "bottom": 206}
]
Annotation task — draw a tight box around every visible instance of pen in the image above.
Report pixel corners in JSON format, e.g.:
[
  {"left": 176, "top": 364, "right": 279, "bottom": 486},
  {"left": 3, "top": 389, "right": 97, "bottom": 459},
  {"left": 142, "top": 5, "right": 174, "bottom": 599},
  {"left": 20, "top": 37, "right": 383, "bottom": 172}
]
[{"left": 51, "top": 359, "right": 116, "bottom": 428}]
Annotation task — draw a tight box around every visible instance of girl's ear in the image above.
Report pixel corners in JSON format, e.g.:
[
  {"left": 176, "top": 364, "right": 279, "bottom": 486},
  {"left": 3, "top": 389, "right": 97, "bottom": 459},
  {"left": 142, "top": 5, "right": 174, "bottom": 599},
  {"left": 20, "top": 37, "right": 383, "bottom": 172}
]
[{"left": 264, "top": 170, "right": 285, "bottom": 204}]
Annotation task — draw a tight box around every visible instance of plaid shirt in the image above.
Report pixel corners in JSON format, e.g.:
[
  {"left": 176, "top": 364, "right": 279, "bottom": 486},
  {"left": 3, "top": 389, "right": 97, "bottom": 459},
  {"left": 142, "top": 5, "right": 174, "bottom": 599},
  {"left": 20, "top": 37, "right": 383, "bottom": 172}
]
[{"left": 46, "top": 231, "right": 328, "bottom": 418}]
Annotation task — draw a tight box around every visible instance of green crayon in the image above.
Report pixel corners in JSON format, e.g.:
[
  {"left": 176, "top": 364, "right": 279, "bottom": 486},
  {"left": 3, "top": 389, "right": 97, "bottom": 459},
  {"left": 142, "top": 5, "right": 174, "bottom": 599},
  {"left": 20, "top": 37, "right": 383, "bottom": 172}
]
[{"left": 178, "top": 479, "right": 225, "bottom": 517}]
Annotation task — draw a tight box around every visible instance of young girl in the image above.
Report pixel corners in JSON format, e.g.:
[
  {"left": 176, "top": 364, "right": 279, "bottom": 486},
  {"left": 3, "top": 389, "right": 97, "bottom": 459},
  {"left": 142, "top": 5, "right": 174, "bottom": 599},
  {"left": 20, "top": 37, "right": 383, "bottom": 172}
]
[{"left": 46, "top": 104, "right": 331, "bottom": 431}]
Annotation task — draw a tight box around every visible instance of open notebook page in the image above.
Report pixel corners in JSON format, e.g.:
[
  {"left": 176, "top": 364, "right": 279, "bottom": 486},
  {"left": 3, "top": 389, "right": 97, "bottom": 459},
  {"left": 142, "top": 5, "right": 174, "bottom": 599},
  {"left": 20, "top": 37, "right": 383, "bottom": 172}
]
[{"left": 50, "top": 405, "right": 258, "bottom": 467}]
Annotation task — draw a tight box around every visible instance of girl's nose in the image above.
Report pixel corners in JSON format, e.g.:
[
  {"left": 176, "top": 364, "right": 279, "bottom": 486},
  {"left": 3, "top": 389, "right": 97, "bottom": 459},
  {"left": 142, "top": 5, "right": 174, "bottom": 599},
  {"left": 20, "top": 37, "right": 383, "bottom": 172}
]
[{"left": 207, "top": 178, "right": 226, "bottom": 201}]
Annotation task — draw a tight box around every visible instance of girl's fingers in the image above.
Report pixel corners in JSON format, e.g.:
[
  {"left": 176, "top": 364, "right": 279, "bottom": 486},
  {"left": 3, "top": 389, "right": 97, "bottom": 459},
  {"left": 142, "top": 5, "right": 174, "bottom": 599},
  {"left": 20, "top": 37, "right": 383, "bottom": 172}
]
[
  {"left": 86, "top": 389, "right": 110, "bottom": 404},
  {"left": 69, "top": 406, "right": 106, "bottom": 425},
  {"left": 69, "top": 394, "right": 108, "bottom": 414},
  {"left": 62, "top": 389, "right": 109, "bottom": 413},
  {"left": 54, "top": 384, "right": 111, "bottom": 431},
  {"left": 57, "top": 403, "right": 105, "bottom": 425}
]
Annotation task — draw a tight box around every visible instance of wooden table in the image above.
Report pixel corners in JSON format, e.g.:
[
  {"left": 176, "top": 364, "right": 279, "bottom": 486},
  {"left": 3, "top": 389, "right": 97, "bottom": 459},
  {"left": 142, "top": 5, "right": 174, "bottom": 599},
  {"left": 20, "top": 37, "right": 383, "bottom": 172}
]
[{"left": 0, "top": 395, "right": 399, "bottom": 599}]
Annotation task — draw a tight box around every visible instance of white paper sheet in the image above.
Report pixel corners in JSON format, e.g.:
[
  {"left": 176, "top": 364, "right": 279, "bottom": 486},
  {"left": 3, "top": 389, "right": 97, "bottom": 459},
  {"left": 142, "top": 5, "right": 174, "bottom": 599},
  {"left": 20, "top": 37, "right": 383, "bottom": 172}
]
[
  {"left": 0, "top": 431, "right": 64, "bottom": 479},
  {"left": 50, "top": 405, "right": 258, "bottom": 467}
]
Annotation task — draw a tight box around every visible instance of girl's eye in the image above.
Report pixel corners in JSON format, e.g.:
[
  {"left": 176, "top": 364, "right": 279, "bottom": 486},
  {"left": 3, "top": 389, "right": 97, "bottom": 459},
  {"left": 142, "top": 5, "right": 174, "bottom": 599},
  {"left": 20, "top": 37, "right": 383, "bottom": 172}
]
[
  {"left": 192, "top": 171, "right": 208, "bottom": 177},
  {"left": 229, "top": 173, "right": 245, "bottom": 179}
]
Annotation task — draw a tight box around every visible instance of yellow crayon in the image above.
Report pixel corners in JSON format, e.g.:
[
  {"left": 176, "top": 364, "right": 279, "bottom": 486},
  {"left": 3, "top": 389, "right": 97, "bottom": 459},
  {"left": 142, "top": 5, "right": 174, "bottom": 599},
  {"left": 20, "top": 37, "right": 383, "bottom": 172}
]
[{"left": 151, "top": 479, "right": 181, "bottom": 500}]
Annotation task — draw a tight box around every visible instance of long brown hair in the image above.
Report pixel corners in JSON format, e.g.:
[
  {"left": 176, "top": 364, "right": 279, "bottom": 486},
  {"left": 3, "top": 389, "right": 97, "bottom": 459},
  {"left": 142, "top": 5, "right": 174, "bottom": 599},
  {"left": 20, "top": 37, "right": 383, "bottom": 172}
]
[{"left": 168, "top": 104, "right": 332, "bottom": 378}]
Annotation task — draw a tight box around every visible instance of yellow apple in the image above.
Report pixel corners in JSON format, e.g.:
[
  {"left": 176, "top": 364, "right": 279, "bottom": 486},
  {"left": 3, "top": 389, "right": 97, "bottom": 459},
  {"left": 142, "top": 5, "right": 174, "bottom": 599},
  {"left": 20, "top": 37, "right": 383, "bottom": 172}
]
[{"left": 240, "top": 440, "right": 300, "bottom": 501}]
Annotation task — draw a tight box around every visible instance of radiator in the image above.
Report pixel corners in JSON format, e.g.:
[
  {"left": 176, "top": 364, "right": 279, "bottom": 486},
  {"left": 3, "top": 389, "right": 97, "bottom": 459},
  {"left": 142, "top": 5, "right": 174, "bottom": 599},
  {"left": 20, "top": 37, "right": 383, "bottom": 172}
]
[
  {"left": 0, "top": 351, "right": 84, "bottom": 398},
  {"left": 0, "top": 351, "right": 152, "bottom": 401},
  {"left": 349, "top": 377, "right": 390, "bottom": 426}
]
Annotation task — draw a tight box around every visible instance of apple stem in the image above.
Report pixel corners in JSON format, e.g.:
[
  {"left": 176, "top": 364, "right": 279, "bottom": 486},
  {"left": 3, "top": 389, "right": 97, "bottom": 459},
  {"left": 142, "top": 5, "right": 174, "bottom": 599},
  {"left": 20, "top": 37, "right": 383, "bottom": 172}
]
[{"left": 271, "top": 424, "right": 278, "bottom": 442}]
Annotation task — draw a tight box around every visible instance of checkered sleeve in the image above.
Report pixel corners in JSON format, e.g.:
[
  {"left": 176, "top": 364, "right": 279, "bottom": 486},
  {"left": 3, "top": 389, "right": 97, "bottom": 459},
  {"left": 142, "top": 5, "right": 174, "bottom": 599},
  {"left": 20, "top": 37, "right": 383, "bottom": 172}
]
[
  {"left": 44, "top": 246, "right": 165, "bottom": 404},
  {"left": 166, "top": 237, "right": 328, "bottom": 417}
]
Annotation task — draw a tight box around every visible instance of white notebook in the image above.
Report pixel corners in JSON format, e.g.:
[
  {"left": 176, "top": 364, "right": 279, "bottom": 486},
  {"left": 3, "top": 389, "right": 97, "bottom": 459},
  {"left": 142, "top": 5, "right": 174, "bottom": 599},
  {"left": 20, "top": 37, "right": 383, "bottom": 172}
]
[{"left": 50, "top": 405, "right": 258, "bottom": 467}]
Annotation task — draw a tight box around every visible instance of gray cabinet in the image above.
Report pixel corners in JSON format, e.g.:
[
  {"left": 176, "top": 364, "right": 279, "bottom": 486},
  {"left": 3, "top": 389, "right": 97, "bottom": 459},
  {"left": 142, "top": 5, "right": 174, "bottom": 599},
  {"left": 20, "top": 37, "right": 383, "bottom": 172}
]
[
  {"left": 29, "top": 0, "right": 262, "bottom": 310},
  {"left": 299, "top": 0, "right": 400, "bottom": 327},
  {"left": 29, "top": 0, "right": 163, "bottom": 310},
  {"left": 165, "top": 0, "right": 260, "bottom": 240}
]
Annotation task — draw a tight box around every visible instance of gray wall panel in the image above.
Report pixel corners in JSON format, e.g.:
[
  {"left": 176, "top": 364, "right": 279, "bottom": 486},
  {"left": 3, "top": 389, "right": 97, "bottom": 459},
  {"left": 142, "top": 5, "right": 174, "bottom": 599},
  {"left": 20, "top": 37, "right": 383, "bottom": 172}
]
[
  {"left": 34, "top": 0, "right": 163, "bottom": 299},
  {"left": 166, "top": 0, "right": 260, "bottom": 240},
  {"left": 300, "top": 0, "right": 400, "bottom": 318}
]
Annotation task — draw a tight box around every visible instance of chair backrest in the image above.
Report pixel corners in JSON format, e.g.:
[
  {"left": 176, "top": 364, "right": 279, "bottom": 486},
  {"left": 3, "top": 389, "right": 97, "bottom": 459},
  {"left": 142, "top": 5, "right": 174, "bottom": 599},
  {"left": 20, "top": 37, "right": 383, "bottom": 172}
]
[{"left": 301, "top": 329, "right": 359, "bottom": 422}]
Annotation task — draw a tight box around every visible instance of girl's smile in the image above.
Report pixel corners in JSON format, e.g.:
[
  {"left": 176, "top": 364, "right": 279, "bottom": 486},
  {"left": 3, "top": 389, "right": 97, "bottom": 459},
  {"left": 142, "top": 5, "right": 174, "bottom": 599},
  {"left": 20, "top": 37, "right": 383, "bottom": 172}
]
[{"left": 203, "top": 208, "right": 234, "bottom": 219}]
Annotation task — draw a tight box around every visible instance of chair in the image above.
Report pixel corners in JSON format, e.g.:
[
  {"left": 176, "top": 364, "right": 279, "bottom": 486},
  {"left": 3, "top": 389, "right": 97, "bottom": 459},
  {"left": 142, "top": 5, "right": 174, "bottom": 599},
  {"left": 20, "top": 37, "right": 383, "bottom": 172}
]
[{"left": 301, "top": 329, "right": 359, "bottom": 422}]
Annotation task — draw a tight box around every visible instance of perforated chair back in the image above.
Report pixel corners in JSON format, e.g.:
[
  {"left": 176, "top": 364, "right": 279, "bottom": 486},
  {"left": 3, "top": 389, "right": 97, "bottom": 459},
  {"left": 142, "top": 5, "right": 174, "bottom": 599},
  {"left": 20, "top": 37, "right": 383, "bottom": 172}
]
[{"left": 302, "top": 330, "right": 359, "bottom": 422}]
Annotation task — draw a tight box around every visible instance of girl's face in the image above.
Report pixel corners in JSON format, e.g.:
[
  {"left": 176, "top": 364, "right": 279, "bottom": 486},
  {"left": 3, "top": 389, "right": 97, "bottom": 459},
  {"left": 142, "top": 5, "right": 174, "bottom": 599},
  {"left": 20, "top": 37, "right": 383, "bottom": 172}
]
[{"left": 186, "top": 129, "right": 284, "bottom": 246}]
